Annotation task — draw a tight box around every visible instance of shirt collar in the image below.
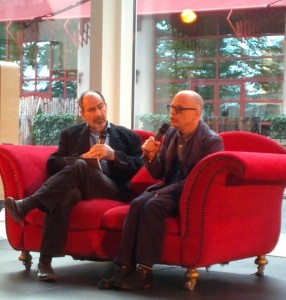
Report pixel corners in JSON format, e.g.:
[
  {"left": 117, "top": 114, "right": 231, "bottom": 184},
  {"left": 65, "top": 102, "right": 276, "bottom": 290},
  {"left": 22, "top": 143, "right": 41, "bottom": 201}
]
[
  {"left": 88, "top": 121, "right": 110, "bottom": 134},
  {"left": 176, "top": 131, "right": 194, "bottom": 144}
]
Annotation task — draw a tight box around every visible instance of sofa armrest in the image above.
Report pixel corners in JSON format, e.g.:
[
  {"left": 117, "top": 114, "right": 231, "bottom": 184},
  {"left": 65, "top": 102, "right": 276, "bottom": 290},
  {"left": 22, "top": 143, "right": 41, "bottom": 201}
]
[
  {"left": 179, "top": 151, "right": 286, "bottom": 267},
  {"left": 0, "top": 145, "right": 56, "bottom": 199},
  {"left": 224, "top": 151, "right": 286, "bottom": 183}
]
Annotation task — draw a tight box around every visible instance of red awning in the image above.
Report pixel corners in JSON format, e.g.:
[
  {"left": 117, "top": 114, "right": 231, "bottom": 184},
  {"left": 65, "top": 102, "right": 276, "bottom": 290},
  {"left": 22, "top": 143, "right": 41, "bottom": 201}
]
[
  {"left": 0, "top": 0, "right": 90, "bottom": 22},
  {"left": 138, "top": 0, "right": 286, "bottom": 15},
  {"left": 1, "top": 0, "right": 286, "bottom": 22},
  {"left": 43, "top": 1, "right": 90, "bottom": 19}
]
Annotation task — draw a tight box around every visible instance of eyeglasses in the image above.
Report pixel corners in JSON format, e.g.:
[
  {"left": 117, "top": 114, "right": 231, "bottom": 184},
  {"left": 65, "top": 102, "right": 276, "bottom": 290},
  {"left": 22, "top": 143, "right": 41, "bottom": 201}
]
[{"left": 167, "top": 104, "right": 198, "bottom": 114}]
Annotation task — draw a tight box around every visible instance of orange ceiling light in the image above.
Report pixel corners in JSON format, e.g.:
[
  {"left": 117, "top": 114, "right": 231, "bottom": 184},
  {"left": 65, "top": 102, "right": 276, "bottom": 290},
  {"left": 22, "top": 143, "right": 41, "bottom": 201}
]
[{"left": 180, "top": 9, "right": 197, "bottom": 24}]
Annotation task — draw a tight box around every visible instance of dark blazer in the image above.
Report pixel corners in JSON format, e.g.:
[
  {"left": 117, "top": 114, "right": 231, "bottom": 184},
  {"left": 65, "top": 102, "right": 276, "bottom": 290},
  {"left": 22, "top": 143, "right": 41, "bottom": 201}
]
[
  {"left": 146, "top": 121, "right": 224, "bottom": 195},
  {"left": 46, "top": 123, "right": 143, "bottom": 199}
]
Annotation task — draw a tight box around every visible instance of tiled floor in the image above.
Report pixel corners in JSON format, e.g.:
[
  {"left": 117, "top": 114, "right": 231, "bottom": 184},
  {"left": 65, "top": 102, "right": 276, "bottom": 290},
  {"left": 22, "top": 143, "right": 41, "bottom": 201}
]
[{"left": 0, "top": 202, "right": 286, "bottom": 299}]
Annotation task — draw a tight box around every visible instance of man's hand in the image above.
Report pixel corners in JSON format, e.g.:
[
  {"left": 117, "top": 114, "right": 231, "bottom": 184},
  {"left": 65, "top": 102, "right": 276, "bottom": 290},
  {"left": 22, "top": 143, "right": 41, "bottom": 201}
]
[
  {"left": 142, "top": 136, "right": 161, "bottom": 162},
  {"left": 81, "top": 144, "right": 115, "bottom": 160}
]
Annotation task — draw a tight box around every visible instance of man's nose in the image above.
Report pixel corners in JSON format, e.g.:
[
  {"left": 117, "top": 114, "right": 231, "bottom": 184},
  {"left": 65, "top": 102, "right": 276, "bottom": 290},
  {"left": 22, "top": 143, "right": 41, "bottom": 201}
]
[{"left": 169, "top": 109, "right": 176, "bottom": 116}]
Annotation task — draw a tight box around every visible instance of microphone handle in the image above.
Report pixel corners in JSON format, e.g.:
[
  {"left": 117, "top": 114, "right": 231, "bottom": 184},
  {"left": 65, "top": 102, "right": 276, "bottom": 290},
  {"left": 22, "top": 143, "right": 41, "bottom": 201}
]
[
  {"left": 154, "top": 133, "right": 163, "bottom": 141},
  {"left": 98, "top": 129, "right": 107, "bottom": 144},
  {"left": 98, "top": 137, "right": 105, "bottom": 144},
  {"left": 141, "top": 123, "right": 169, "bottom": 160},
  {"left": 141, "top": 133, "right": 163, "bottom": 160},
  {"left": 97, "top": 158, "right": 102, "bottom": 171},
  {"left": 97, "top": 134, "right": 106, "bottom": 171}
]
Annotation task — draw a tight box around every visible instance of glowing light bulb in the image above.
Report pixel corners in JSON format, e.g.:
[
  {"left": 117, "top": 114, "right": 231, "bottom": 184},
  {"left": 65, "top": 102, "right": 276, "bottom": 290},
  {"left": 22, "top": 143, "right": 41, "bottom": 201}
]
[{"left": 180, "top": 9, "right": 197, "bottom": 24}]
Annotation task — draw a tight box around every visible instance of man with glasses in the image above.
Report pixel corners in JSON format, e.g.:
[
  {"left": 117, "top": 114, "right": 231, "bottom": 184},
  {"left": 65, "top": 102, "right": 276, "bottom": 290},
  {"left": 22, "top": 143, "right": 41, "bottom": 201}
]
[
  {"left": 98, "top": 90, "right": 224, "bottom": 291},
  {"left": 4, "top": 90, "right": 143, "bottom": 282}
]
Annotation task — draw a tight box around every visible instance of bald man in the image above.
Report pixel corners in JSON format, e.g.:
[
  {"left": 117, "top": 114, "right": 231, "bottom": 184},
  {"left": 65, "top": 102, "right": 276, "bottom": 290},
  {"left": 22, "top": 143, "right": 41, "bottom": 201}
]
[{"left": 98, "top": 90, "right": 224, "bottom": 291}]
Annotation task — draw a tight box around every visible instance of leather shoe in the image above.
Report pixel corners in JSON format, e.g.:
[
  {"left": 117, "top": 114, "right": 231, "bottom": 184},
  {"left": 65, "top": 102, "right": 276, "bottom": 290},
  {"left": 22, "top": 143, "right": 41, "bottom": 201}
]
[
  {"left": 114, "top": 265, "right": 153, "bottom": 290},
  {"left": 4, "top": 197, "right": 22, "bottom": 223},
  {"left": 36, "top": 260, "right": 57, "bottom": 282},
  {"left": 98, "top": 265, "right": 134, "bottom": 290}
]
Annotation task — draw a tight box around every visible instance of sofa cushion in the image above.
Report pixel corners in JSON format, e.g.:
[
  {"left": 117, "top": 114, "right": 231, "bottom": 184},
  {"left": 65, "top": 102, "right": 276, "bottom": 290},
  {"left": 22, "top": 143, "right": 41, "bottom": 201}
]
[
  {"left": 101, "top": 204, "right": 180, "bottom": 234},
  {"left": 130, "top": 166, "right": 160, "bottom": 198},
  {"left": 25, "top": 197, "right": 180, "bottom": 234},
  {"left": 101, "top": 205, "right": 130, "bottom": 230},
  {"left": 25, "top": 199, "right": 126, "bottom": 230}
]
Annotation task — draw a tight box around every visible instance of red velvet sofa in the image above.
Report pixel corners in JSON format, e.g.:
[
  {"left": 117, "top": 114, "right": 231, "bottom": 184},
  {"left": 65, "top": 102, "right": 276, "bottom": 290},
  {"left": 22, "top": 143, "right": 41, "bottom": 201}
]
[{"left": 1, "top": 130, "right": 286, "bottom": 290}]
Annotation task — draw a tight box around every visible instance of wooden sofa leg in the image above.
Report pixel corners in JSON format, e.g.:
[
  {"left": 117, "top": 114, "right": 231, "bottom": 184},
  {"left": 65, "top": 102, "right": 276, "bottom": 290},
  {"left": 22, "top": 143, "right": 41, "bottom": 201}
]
[
  {"left": 18, "top": 250, "right": 33, "bottom": 270},
  {"left": 185, "top": 268, "right": 199, "bottom": 291},
  {"left": 254, "top": 255, "right": 268, "bottom": 276}
]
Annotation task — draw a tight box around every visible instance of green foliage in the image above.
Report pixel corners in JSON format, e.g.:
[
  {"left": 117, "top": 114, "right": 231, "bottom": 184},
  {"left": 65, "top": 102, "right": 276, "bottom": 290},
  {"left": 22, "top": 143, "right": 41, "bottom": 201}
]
[
  {"left": 139, "top": 112, "right": 286, "bottom": 147},
  {"left": 139, "top": 113, "right": 170, "bottom": 132},
  {"left": 32, "top": 112, "right": 81, "bottom": 145},
  {"left": 154, "top": 19, "right": 284, "bottom": 109},
  {"left": 262, "top": 114, "right": 286, "bottom": 139},
  {"left": 0, "top": 23, "right": 20, "bottom": 62}
]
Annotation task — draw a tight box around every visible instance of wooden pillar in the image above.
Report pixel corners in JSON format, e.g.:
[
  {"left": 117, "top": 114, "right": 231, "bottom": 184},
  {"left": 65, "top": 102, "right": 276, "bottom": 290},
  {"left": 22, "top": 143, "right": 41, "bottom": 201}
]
[
  {"left": 0, "top": 61, "right": 20, "bottom": 199},
  {"left": 0, "top": 61, "right": 20, "bottom": 144}
]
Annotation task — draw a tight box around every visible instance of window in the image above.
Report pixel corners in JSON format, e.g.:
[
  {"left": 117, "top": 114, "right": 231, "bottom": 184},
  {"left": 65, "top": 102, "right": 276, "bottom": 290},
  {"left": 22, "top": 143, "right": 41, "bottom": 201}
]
[{"left": 134, "top": 11, "right": 285, "bottom": 134}]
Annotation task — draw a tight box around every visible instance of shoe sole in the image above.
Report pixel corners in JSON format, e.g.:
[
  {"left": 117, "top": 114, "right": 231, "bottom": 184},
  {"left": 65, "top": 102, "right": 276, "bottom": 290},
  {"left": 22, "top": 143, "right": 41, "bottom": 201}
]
[
  {"left": 4, "top": 197, "right": 21, "bottom": 223},
  {"left": 37, "top": 274, "right": 57, "bottom": 282},
  {"left": 114, "top": 281, "right": 153, "bottom": 290},
  {"left": 116, "top": 284, "right": 153, "bottom": 291},
  {"left": 97, "top": 279, "right": 114, "bottom": 290}
]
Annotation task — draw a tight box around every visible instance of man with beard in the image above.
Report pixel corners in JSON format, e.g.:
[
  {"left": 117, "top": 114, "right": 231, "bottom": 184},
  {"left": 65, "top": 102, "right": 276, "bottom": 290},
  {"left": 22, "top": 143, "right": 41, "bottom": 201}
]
[{"left": 4, "top": 90, "right": 143, "bottom": 282}]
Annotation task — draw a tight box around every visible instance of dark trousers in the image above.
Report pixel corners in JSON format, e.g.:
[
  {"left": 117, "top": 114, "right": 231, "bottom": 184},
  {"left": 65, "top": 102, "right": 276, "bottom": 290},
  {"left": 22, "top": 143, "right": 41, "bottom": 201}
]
[
  {"left": 30, "top": 159, "right": 119, "bottom": 257},
  {"left": 115, "top": 185, "right": 180, "bottom": 268}
]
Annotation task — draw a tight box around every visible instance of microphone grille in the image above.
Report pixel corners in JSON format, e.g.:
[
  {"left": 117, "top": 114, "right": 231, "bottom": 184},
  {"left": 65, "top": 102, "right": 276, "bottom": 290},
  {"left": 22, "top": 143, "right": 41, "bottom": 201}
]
[{"left": 159, "top": 123, "right": 170, "bottom": 134}]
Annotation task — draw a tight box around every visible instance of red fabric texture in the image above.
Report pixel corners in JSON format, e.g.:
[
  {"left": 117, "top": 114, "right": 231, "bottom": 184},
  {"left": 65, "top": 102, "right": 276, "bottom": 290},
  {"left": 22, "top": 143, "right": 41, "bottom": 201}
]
[
  {"left": 1, "top": 130, "right": 286, "bottom": 274},
  {"left": 130, "top": 166, "right": 160, "bottom": 198},
  {"left": 220, "top": 131, "right": 286, "bottom": 153},
  {"left": 26, "top": 199, "right": 126, "bottom": 230},
  {"left": 101, "top": 204, "right": 179, "bottom": 234}
]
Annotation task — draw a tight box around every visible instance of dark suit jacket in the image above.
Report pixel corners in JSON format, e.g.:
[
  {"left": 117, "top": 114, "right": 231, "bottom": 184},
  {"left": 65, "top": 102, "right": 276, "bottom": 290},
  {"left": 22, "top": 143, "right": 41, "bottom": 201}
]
[
  {"left": 46, "top": 123, "right": 143, "bottom": 199},
  {"left": 146, "top": 121, "right": 224, "bottom": 196}
]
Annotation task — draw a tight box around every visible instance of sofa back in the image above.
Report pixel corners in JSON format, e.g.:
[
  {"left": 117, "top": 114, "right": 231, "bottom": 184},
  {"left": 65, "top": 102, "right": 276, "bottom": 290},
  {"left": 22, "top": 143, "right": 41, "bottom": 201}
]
[
  {"left": 220, "top": 131, "right": 286, "bottom": 154},
  {"left": 133, "top": 129, "right": 154, "bottom": 142},
  {"left": 1, "top": 130, "right": 285, "bottom": 201},
  {"left": 0, "top": 130, "right": 155, "bottom": 200}
]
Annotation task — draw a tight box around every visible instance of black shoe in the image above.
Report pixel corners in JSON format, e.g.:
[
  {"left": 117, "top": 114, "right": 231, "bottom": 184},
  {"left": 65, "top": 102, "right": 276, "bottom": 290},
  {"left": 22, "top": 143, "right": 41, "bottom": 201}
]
[
  {"left": 4, "top": 197, "right": 23, "bottom": 223},
  {"left": 4, "top": 196, "right": 38, "bottom": 223},
  {"left": 114, "top": 265, "right": 153, "bottom": 290},
  {"left": 98, "top": 265, "right": 134, "bottom": 290},
  {"left": 36, "top": 258, "right": 57, "bottom": 282}
]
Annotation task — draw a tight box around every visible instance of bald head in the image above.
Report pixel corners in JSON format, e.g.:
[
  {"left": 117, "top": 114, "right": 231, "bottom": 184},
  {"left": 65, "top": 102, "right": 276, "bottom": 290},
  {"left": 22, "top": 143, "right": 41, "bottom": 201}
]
[
  {"left": 169, "top": 90, "right": 204, "bottom": 134},
  {"left": 174, "top": 90, "right": 203, "bottom": 111},
  {"left": 78, "top": 90, "right": 106, "bottom": 111}
]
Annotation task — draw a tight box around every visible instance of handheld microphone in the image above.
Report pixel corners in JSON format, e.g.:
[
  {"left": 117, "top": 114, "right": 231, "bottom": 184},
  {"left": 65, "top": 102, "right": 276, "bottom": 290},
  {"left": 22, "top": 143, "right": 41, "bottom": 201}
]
[
  {"left": 154, "top": 123, "right": 170, "bottom": 141},
  {"left": 141, "top": 123, "right": 170, "bottom": 160},
  {"left": 98, "top": 129, "right": 107, "bottom": 144},
  {"left": 97, "top": 129, "right": 107, "bottom": 171}
]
